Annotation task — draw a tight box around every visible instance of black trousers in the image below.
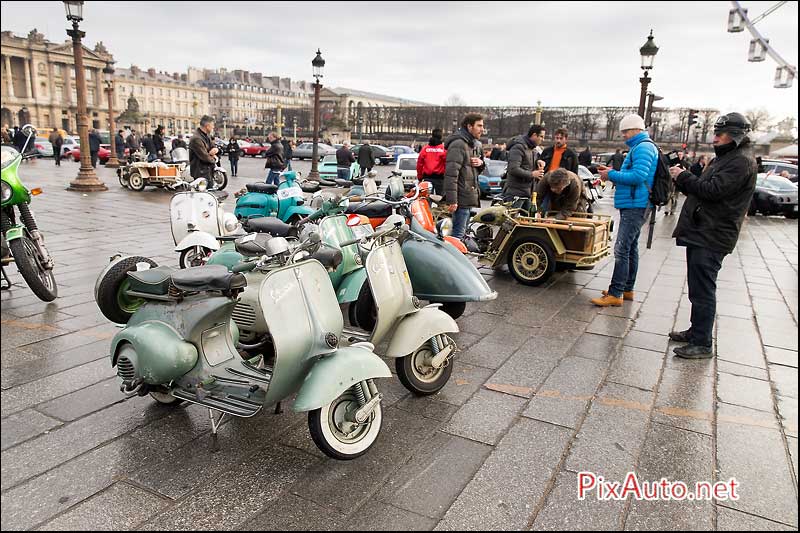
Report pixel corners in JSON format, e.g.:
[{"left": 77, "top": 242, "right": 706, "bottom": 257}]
[
  {"left": 685, "top": 246, "right": 726, "bottom": 347},
  {"left": 421, "top": 174, "right": 444, "bottom": 195},
  {"left": 90, "top": 150, "right": 99, "bottom": 168},
  {"left": 54, "top": 150, "right": 61, "bottom": 166},
  {"left": 229, "top": 157, "right": 239, "bottom": 176}
]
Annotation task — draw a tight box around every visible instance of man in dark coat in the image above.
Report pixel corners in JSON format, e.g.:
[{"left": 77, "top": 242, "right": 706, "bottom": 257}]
[
  {"left": 142, "top": 134, "right": 158, "bottom": 162},
  {"left": 444, "top": 113, "right": 485, "bottom": 239},
  {"left": 49, "top": 128, "right": 63, "bottom": 166},
  {"left": 535, "top": 168, "right": 587, "bottom": 220},
  {"left": 336, "top": 141, "right": 356, "bottom": 181},
  {"left": 578, "top": 145, "right": 593, "bottom": 167},
  {"left": 539, "top": 128, "right": 579, "bottom": 174},
  {"left": 357, "top": 141, "right": 374, "bottom": 177},
  {"left": 263, "top": 132, "right": 285, "bottom": 185},
  {"left": 503, "top": 124, "right": 546, "bottom": 207},
  {"left": 88, "top": 129, "right": 102, "bottom": 168},
  {"left": 114, "top": 129, "right": 126, "bottom": 161},
  {"left": 153, "top": 125, "right": 165, "bottom": 158},
  {"left": 606, "top": 148, "right": 625, "bottom": 171},
  {"left": 126, "top": 129, "right": 141, "bottom": 161},
  {"left": 668, "top": 112, "right": 757, "bottom": 359},
  {"left": 188, "top": 115, "right": 219, "bottom": 180}
]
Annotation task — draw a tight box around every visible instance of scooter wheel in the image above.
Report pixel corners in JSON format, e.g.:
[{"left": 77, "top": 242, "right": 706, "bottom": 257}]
[
  {"left": 149, "top": 387, "right": 184, "bottom": 406},
  {"left": 308, "top": 384, "right": 383, "bottom": 460},
  {"left": 300, "top": 181, "right": 321, "bottom": 193},
  {"left": 395, "top": 336, "right": 455, "bottom": 395},
  {"left": 96, "top": 255, "right": 158, "bottom": 324}
]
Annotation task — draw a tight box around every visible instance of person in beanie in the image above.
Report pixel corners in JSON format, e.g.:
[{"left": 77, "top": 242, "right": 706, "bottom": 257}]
[
  {"left": 444, "top": 114, "right": 485, "bottom": 239},
  {"left": 416, "top": 129, "right": 447, "bottom": 194},
  {"left": 592, "top": 114, "right": 658, "bottom": 307},
  {"left": 668, "top": 112, "right": 757, "bottom": 359}
]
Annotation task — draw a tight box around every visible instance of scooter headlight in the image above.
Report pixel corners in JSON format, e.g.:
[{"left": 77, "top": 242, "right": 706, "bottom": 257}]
[
  {"left": 436, "top": 218, "right": 453, "bottom": 239},
  {"left": 1, "top": 181, "right": 11, "bottom": 203},
  {"left": 223, "top": 213, "right": 240, "bottom": 233}
]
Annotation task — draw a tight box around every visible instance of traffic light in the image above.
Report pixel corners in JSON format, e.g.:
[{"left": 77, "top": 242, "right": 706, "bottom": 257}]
[{"left": 688, "top": 109, "right": 699, "bottom": 128}]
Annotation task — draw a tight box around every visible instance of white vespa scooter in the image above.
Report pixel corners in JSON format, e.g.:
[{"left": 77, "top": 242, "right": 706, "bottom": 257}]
[{"left": 171, "top": 178, "right": 242, "bottom": 268}]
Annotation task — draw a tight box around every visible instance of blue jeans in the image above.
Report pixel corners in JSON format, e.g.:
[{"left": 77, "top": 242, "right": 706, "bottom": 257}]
[
  {"left": 285, "top": 160, "right": 292, "bottom": 171},
  {"left": 608, "top": 207, "right": 647, "bottom": 297},
  {"left": 266, "top": 169, "right": 281, "bottom": 185},
  {"left": 337, "top": 167, "right": 351, "bottom": 181},
  {"left": 451, "top": 207, "right": 472, "bottom": 239}
]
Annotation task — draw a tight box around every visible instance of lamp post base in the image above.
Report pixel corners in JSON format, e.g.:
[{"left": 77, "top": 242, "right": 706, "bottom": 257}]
[
  {"left": 68, "top": 168, "right": 108, "bottom": 192},
  {"left": 105, "top": 157, "right": 121, "bottom": 169},
  {"left": 308, "top": 170, "right": 320, "bottom": 180}
]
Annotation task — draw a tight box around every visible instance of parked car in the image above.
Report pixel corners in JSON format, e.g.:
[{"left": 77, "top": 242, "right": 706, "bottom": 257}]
[
  {"left": 759, "top": 158, "right": 797, "bottom": 183},
  {"left": 353, "top": 144, "right": 394, "bottom": 165},
  {"left": 241, "top": 141, "right": 269, "bottom": 157},
  {"left": 393, "top": 153, "right": 418, "bottom": 189},
  {"left": 319, "top": 153, "right": 360, "bottom": 182},
  {"left": 60, "top": 135, "right": 79, "bottom": 156},
  {"left": 478, "top": 160, "right": 508, "bottom": 198},
  {"left": 389, "top": 145, "right": 415, "bottom": 156},
  {"left": 33, "top": 137, "right": 54, "bottom": 157},
  {"left": 69, "top": 145, "right": 130, "bottom": 164},
  {"left": 749, "top": 172, "right": 798, "bottom": 218},
  {"left": 293, "top": 142, "right": 335, "bottom": 160}
]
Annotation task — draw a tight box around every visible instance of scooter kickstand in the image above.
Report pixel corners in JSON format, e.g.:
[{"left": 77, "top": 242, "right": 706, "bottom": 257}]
[
  {"left": 208, "top": 409, "right": 226, "bottom": 452},
  {"left": 274, "top": 401, "right": 283, "bottom": 415}
]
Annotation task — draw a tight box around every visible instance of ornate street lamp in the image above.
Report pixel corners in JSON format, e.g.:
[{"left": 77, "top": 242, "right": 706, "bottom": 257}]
[
  {"left": 638, "top": 30, "right": 659, "bottom": 117},
  {"left": 535, "top": 99, "right": 543, "bottom": 125},
  {"left": 358, "top": 115, "right": 364, "bottom": 144},
  {"left": 292, "top": 116, "right": 298, "bottom": 143},
  {"left": 102, "top": 60, "right": 120, "bottom": 168},
  {"left": 309, "top": 49, "right": 325, "bottom": 180},
  {"left": 64, "top": 0, "right": 106, "bottom": 191}
]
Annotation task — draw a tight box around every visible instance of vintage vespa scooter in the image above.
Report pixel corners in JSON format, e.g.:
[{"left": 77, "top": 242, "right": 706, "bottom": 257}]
[
  {"left": 94, "top": 235, "right": 391, "bottom": 460},
  {"left": 234, "top": 171, "right": 315, "bottom": 223},
  {"left": 171, "top": 178, "right": 243, "bottom": 268}
]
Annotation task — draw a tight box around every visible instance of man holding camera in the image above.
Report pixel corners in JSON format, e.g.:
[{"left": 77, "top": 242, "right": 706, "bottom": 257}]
[{"left": 667, "top": 112, "right": 757, "bottom": 359}]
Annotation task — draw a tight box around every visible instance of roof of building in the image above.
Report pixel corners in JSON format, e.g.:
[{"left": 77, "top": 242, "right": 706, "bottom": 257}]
[
  {"left": 328, "top": 87, "right": 432, "bottom": 106},
  {"left": 115, "top": 67, "right": 203, "bottom": 88}
]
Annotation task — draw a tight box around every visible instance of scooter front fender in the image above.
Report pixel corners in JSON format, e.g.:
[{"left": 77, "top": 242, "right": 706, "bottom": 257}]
[
  {"left": 4, "top": 224, "right": 24, "bottom": 241},
  {"left": 335, "top": 268, "right": 367, "bottom": 304},
  {"left": 174, "top": 231, "right": 220, "bottom": 252},
  {"left": 292, "top": 346, "right": 391, "bottom": 412},
  {"left": 110, "top": 321, "right": 198, "bottom": 384},
  {"left": 385, "top": 306, "right": 459, "bottom": 357}
]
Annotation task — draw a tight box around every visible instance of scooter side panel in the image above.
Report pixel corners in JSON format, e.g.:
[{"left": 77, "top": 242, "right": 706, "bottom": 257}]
[
  {"left": 385, "top": 307, "right": 459, "bottom": 358},
  {"left": 234, "top": 192, "right": 278, "bottom": 219},
  {"left": 320, "top": 215, "right": 363, "bottom": 278},
  {"left": 260, "top": 260, "right": 345, "bottom": 405},
  {"left": 283, "top": 205, "right": 315, "bottom": 221},
  {"left": 110, "top": 321, "right": 198, "bottom": 384},
  {"left": 336, "top": 268, "right": 367, "bottom": 304},
  {"left": 366, "top": 241, "right": 418, "bottom": 346},
  {"left": 402, "top": 232, "right": 496, "bottom": 303},
  {"left": 292, "top": 346, "right": 391, "bottom": 412},
  {"left": 206, "top": 242, "right": 243, "bottom": 271}
]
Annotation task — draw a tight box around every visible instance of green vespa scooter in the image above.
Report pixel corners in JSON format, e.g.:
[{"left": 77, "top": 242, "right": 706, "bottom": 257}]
[
  {"left": 94, "top": 234, "right": 391, "bottom": 460},
  {"left": 1, "top": 124, "right": 57, "bottom": 301}
]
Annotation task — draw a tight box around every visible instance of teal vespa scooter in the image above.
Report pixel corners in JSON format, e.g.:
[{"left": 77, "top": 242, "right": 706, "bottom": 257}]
[
  {"left": 234, "top": 171, "right": 315, "bottom": 223},
  {"left": 94, "top": 236, "right": 391, "bottom": 461}
]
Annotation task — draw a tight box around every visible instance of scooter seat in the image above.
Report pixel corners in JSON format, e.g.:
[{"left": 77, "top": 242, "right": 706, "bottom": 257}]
[
  {"left": 170, "top": 265, "right": 247, "bottom": 293},
  {"left": 234, "top": 233, "right": 272, "bottom": 256},
  {"left": 345, "top": 202, "right": 392, "bottom": 219},
  {"left": 242, "top": 217, "right": 295, "bottom": 237},
  {"left": 245, "top": 183, "right": 278, "bottom": 194},
  {"left": 127, "top": 266, "right": 175, "bottom": 296},
  {"left": 310, "top": 244, "right": 343, "bottom": 271}
]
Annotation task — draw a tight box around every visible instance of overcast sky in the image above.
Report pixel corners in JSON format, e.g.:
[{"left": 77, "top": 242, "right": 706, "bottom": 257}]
[{"left": 2, "top": 1, "right": 797, "bottom": 121}]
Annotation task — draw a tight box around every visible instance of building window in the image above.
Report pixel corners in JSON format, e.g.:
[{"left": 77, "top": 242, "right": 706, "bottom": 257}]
[
  {"left": 85, "top": 68, "right": 92, "bottom": 80},
  {"left": 38, "top": 62, "right": 46, "bottom": 74},
  {"left": 54, "top": 64, "right": 62, "bottom": 76},
  {"left": 150, "top": 87, "right": 154, "bottom": 95},
  {"left": 159, "top": 88, "right": 163, "bottom": 96},
  {"left": 138, "top": 86, "right": 143, "bottom": 94}
]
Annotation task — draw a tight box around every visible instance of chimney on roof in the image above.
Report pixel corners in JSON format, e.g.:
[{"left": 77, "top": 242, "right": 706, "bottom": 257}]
[
  {"left": 180, "top": 74, "right": 187, "bottom": 82},
  {"left": 173, "top": 72, "right": 179, "bottom": 80},
  {"left": 251, "top": 72, "right": 263, "bottom": 84},
  {"left": 147, "top": 68, "right": 156, "bottom": 77},
  {"left": 268, "top": 76, "right": 280, "bottom": 86},
  {"left": 130, "top": 65, "right": 140, "bottom": 76}
]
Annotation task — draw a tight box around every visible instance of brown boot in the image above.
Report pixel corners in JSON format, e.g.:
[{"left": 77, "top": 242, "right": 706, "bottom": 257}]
[
  {"left": 591, "top": 294, "right": 623, "bottom": 307},
  {"left": 603, "top": 289, "right": 634, "bottom": 301}
]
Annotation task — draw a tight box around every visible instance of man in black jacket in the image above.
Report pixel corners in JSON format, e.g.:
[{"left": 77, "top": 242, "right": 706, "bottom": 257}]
[
  {"left": 336, "top": 141, "right": 356, "bottom": 181},
  {"left": 444, "top": 113, "right": 485, "bottom": 239},
  {"left": 607, "top": 148, "right": 625, "bottom": 171},
  {"left": 503, "top": 124, "right": 546, "bottom": 207},
  {"left": 578, "top": 145, "right": 592, "bottom": 167},
  {"left": 188, "top": 115, "right": 219, "bottom": 180},
  {"left": 263, "top": 132, "right": 285, "bottom": 185},
  {"left": 668, "top": 112, "right": 757, "bottom": 359},
  {"left": 357, "top": 141, "right": 374, "bottom": 177},
  {"left": 88, "top": 129, "right": 102, "bottom": 168},
  {"left": 539, "top": 128, "right": 578, "bottom": 174}
]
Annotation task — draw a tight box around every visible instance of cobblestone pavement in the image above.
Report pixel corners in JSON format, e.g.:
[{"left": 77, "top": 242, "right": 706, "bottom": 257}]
[{"left": 1, "top": 157, "right": 797, "bottom": 530}]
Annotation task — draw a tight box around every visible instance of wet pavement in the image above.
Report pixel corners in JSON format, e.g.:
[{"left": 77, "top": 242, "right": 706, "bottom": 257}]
[{"left": 1, "top": 156, "right": 797, "bottom": 530}]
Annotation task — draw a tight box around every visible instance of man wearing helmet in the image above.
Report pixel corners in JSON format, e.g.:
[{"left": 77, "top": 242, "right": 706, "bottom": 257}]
[{"left": 667, "top": 112, "right": 757, "bottom": 359}]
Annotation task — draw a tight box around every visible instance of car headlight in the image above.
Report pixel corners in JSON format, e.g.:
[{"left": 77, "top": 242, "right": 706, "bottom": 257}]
[{"left": 1, "top": 181, "right": 11, "bottom": 203}]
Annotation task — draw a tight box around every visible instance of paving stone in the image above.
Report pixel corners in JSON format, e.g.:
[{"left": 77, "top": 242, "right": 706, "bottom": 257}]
[
  {"left": 607, "top": 345, "right": 663, "bottom": 391},
  {"left": 141, "top": 445, "right": 318, "bottom": 531},
  {"left": 788, "top": 436, "right": 798, "bottom": 482},
  {"left": 455, "top": 312, "right": 505, "bottom": 337},
  {"left": 1, "top": 395, "right": 169, "bottom": 489},
  {"left": 777, "top": 395, "right": 798, "bottom": 438},
  {"left": 625, "top": 424, "right": 714, "bottom": 531},
  {"left": 0, "top": 437, "right": 164, "bottom": 531},
  {"left": 36, "top": 482, "right": 169, "bottom": 531},
  {"left": 759, "top": 325, "right": 799, "bottom": 351},
  {"left": 346, "top": 501, "right": 437, "bottom": 531},
  {"left": 632, "top": 313, "right": 676, "bottom": 335},
  {"left": 242, "top": 493, "right": 345, "bottom": 531},
  {"left": 622, "top": 330, "right": 669, "bottom": 353},
  {"left": 0, "top": 339, "right": 110, "bottom": 388},
  {"left": 717, "top": 408, "right": 798, "bottom": 526},
  {"left": 717, "top": 360, "right": 769, "bottom": 381},
  {"left": 36, "top": 377, "right": 128, "bottom": 421},
  {"left": 457, "top": 339, "right": 519, "bottom": 370},
  {"left": 0, "top": 358, "right": 117, "bottom": 418},
  {"left": 0, "top": 409, "right": 62, "bottom": 451},
  {"left": 429, "top": 362, "right": 493, "bottom": 407},
  {"left": 376, "top": 432, "right": 491, "bottom": 519},
  {"left": 716, "top": 302, "right": 755, "bottom": 319},
  {"left": 716, "top": 316, "right": 766, "bottom": 368},
  {"left": 717, "top": 372, "right": 775, "bottom": 412},
  {"left": 770, "top": 365, "right": 798, "bottom": 399},
  {"left": 585, "top": 315, "right": 632, "bottom": 338},
  {"left": 481, "top": 323, "right": 539, "bottom": 349},
  {"left": 716, "top": 506, "right": 797, "bottom": 531},
  {"left": 393, "top": 395, "right": 460, "bottom": 422},
  {"left": 442, "top": 389, "right": 526, "bottom": 446},
  {"left": 652, "top": 368, "right": 714, "bottom": 436},
  {"left": 532, "top": 470, "right": 624, "bottom": 530},
  {"left": 487, "top": 347, "right": 561, "bottom": 395},
  {"left": 566, "top": 332, "right": 621, "bottom": 362},
  {"left": 765, "top": 347, "right": 798, "bottom": 368},
  {"left": 435, "top": 418, "right": 572, "bottom": 531}
]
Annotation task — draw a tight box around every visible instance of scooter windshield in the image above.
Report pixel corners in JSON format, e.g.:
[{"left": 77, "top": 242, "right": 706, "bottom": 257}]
[{"left": 1, "top": 146, "right": 20, "bottom": 170}]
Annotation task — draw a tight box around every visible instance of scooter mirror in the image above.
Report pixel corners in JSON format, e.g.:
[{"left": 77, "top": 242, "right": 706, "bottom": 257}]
[{"left": 22, "top": 124, "right": 36, "bottom": 137}]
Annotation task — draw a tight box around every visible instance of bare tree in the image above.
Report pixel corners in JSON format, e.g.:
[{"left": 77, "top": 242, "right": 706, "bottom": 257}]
[
  {"left": 603, "top": 107, "right": 625, "bottom": 141},
  {"left": 744, "top": 108, "right": 773, "bottom": 132},
  {"left": 444, "top": 94, "right": 467, "bottom": 107},
  {"left": 775, "top": 116, "right": 797, "bottom": 139},
  {"left": 699, "top": 109, "right": 719, "bottom": 144}
]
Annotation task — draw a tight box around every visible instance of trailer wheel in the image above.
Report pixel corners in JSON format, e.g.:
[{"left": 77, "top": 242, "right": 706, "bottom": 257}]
[{"left": 506, "top": 236, "right": 555, "bottom": 286}]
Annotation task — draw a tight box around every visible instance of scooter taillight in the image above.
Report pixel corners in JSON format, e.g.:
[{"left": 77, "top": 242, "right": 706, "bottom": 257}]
[{"left": 346, "top": 214, "right": 363, "bottom": 227}]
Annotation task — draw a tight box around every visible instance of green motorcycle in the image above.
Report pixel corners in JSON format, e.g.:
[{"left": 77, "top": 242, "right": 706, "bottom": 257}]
[{"left": 1, "top": 125, "right": 57, "bottom": 301}]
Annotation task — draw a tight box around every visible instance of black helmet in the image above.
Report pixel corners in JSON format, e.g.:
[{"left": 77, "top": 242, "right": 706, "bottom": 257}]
[{"left": 714, "top": 112, "right": 751, "bottom": 145}]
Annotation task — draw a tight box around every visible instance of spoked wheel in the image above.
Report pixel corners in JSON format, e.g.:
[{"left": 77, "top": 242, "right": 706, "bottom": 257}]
[
  {"left": 118, "top": 169, "right": 130, "bottom": 188},
  {"left": 128, "top": 169, "right": 146, "bottom": 191},
  {"left": 506, "top": 236, "right": 555, "bottom": 286},
  {"left": 95, "top": 255, "right": 158, "bottom": 324},
  {"left": 396, "top": 335, "right": 456, "bottom": 395},
  {"left": 9, "top": 234, "right": 57, "bottom": 301},
  {"left": 213, "top": 170, "right": 228, "bottom": 190},
  {"left": 179, "top": 246, "right": 212, "bottom": 269},
  {"left": 308, "top": 383, "right": 383, "bottom": 460}
]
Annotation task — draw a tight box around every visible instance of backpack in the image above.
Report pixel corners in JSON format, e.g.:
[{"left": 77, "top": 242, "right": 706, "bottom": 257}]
[{"left": 629, "top": 139, "right": 671, "bottom": 207}]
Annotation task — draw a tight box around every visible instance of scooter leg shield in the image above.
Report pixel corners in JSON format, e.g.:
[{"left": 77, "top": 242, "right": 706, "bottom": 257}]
[
  {"left": 384, "top": 307, "right": 459, "bottom": 358},
  {"left": 292, "top": 346, "right": 391, "bottom": 413},
  {"left": 174, "top": 232, "right": 221, "bottom": 253}
]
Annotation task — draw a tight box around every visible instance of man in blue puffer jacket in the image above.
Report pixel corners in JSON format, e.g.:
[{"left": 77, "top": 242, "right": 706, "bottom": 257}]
[{"left": 591, "top": 114, "right": 658, "bottom": 307}]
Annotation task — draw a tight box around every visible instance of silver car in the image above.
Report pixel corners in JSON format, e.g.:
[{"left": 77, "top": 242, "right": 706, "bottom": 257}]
[
  {"left": 33, "top": 137, "right": 54, "bottom": 157},
  {"left": 292, "top": 142, "right": 336, "bottom": 160}
]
